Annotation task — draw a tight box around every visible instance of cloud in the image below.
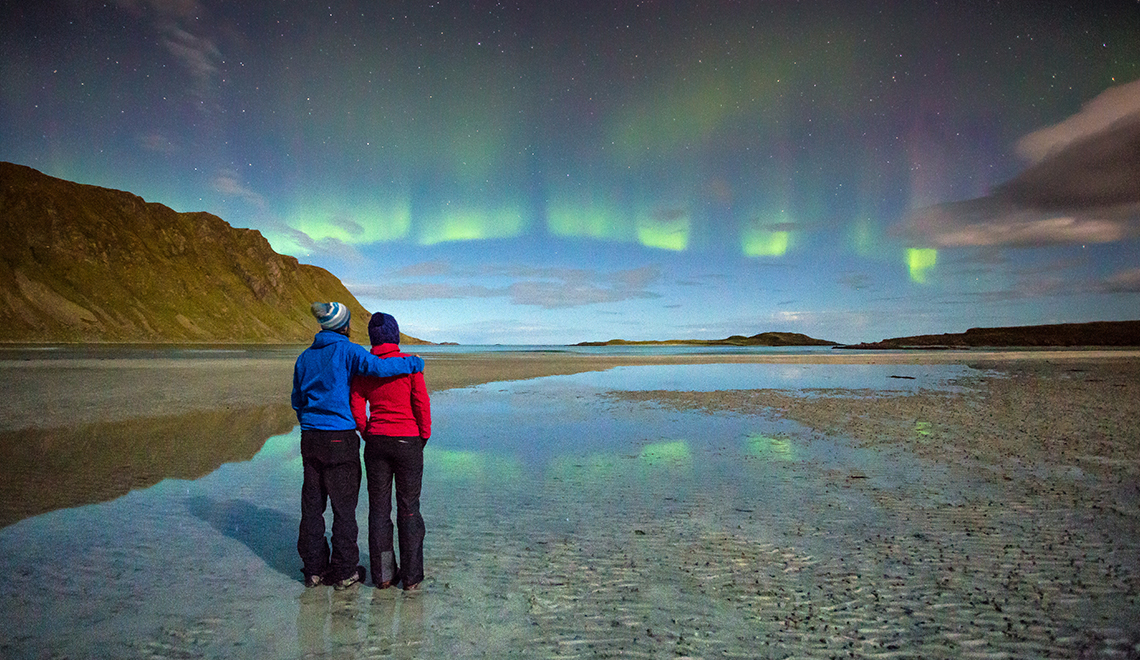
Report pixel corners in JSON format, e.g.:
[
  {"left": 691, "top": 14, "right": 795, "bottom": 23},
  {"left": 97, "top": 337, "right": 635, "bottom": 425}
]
[
  {"left": 915, "top": 258, "right": 1140, "bottom": 301},
  {"left": 508, "top": 279, "right": 660, "bottom": 309},
  {"left": 111, "top": 0, "right": 221, "bottom": 99},
  {"left": 112, "top": 0, "right": 204, "bottom": 19},
  {"left": 837, "top": 272, "right": 872, "bottom": 291},
  {"left": 351, "top": 282, "right": 501, "bottom": 301},
  {"left": 901, "top": 78, "right": 1140, "bottom": 248},
  {"left": 362, "top": 262, "right": 663, "bottom": 308},
  {"left": 212, "top": 170, "right": 266, "bottom": 208},
  {"left": 1101, "top": 267, "right": 1140, "bottom": 293},
  {"left": 905, "top": 202, "right": 1131, "bottom": 248},
  {"left": 162, "top": 26, "right": 222, "bottom": 91},
  {"left": 396, "top": 260, "right": 453, "bottom": 277},
  {"left": 137, "top": 131, "right": 177, "bottom": 155},
  {"left": 615, "top": 265, "right": 661, "bottom": 290},
  {"left": 396, "top": 261, "right": 661, "bottom": 287},
  {"left": 326, "top": 212, "right": 365, "bottom": 238},
  {"left": 1001, "top": 116, "right": 1140, "bottom": 212},
  {"left": 280, "top": 227, "right": 364, "bottom": 262},
  {"left": 1016, "top": 78, "right": 1140, "bottom": 164},
  {"left": 652, "top": 207, "right": 687, "bottom": 222}
]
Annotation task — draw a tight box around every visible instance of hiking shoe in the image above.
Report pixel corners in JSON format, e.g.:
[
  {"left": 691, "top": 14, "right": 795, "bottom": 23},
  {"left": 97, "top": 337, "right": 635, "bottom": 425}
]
[
  {"left": 304, "top": 574, "right": 324, "bottom": 588},
  {"left": 334, "top": 566, "right": 366, "bottom": 591}
]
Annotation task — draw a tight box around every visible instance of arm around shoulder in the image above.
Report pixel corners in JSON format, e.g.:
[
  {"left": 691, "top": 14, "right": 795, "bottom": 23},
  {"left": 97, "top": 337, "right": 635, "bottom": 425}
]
[{"left": 354, "top": 347, "right": 424, "bottom": 378}]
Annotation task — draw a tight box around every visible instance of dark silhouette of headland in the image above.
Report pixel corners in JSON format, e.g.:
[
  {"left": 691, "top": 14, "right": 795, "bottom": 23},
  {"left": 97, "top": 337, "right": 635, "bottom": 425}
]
[{"left": 836, "top": 320, "right": 1140, "bottom": 349}]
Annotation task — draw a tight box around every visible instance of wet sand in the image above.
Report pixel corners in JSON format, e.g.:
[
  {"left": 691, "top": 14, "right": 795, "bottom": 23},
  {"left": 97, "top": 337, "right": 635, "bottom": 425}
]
[
  {"left": 1, "top": 348, "right": 1138, "bottom": 657},
  {"left": 603, "top": 355, "right": 1140, "bottom": 657}
]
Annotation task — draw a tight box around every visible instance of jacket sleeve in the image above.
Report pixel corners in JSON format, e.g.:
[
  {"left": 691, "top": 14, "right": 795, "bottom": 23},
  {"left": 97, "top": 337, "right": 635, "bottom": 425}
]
[
  {"left": 349, "top": 380, "right": 369, "bottom": 433},
  {"left": 410, "top": 372, "right": 431, "bottom": 439},
  {"left": 351, "top": 345, "right": 424, "bottom": 377}
]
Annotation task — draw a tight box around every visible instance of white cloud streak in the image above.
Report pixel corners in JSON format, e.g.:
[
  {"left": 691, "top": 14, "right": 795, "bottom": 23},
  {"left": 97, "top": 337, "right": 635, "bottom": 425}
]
[
  {"left": 1017, "top": 77, "right": 1140, "bottom": 164},
  {"left": 162, "top": 26, "right": 221, "bottom": 92},
  {"left": 1102, "top": 267, "right": 1140, "bottom": 293},
  {"left": 111, "top": 0, "right": 221, "bottom": 101},
  {"left": 902, "top": 78, "right": 1140, "bottom": 249},
  {"left": 212, "top": 169, "right": 266, "bottom": 208},
  {"left": 137, "top": 131, "right": 178, "bottom": 155},
  {"left": 356, "top": 262, "right": 663, "bottom": 309}
]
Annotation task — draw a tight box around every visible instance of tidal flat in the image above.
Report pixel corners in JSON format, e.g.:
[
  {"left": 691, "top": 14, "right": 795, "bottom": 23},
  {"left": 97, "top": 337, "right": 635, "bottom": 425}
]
[{"left": 0, "top": 347, "right": 1138, "bottom": 658}]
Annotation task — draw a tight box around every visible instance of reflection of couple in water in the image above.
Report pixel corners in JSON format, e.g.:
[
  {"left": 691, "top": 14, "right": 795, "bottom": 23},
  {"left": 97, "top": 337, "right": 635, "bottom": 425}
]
[
  {"left": 291, "top": 302, "right": 432, "bottom": 592},
  {"left": 298, "top": 577, "right": 426, "bottom": 655}
]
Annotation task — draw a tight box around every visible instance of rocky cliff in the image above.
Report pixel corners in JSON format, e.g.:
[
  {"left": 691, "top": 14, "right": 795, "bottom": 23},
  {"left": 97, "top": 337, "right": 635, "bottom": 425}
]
[{"left": 0, "top": 162, "right": 415, "bottom": 343}]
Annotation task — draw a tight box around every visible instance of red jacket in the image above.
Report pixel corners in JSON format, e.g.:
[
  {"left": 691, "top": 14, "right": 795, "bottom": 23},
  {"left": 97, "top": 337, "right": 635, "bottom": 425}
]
[{"left": 350, "top": 344, "right": 431, "bottom": 439}]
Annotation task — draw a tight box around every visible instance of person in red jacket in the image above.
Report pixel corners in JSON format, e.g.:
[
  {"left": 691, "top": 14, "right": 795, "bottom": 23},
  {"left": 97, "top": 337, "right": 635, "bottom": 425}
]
[{"left": 350, "top": 312, "right": 431, "bottom": 590}]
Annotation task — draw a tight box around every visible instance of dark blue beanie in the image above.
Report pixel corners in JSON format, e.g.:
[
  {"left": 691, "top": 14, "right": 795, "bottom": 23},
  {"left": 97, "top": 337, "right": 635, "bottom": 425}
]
[{"left": 368, "top": 312, "right": 400, "bottom": 346}]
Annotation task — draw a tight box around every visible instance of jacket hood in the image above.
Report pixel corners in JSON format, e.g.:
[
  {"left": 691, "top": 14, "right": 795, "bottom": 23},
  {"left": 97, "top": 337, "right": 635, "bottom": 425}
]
[{"left": 310, "top": 329, "right": 349, "bottom": 349}]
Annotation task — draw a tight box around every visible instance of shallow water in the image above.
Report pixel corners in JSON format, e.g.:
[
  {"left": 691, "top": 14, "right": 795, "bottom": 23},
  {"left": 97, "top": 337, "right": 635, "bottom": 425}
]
[
  {"left": 513, "top": 360, "right": 985, "bottom": 393},
  {"left": 1, "top": 363, "right": 1137, "bottom": 658}
]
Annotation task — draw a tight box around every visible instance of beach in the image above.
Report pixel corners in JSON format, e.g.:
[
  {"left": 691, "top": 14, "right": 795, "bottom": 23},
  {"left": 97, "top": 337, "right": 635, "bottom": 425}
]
[
  {"left": 4, "top": 347, "right": 1133, "bottom": 430},
  {"left": 1, "top": 348, "right": 1138, "bottom": 658}
]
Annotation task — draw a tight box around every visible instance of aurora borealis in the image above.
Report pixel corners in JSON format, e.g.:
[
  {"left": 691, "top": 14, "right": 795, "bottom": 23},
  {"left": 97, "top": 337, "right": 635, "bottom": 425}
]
[{"left": 2, "top": 1, "right": 1138, "bottom": 343}]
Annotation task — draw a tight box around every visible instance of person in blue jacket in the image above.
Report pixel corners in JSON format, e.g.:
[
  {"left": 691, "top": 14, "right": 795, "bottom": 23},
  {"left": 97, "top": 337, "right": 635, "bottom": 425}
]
[{"left": 291, "top": 301, "right": 425, "bottom": 589}]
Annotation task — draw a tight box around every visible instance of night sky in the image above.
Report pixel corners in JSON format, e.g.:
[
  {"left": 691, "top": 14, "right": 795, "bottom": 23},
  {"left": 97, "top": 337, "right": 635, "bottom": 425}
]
[{"left": 3, "top": 1, "right": 1139, "bottom": 344}]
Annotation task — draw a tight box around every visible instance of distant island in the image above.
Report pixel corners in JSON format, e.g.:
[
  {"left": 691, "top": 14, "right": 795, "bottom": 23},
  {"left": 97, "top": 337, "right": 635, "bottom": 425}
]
[
  {"left": 576, "top": 332, "right": 838, "bottom": 347},
  {"left": 0, "top": 162, "right": 426, "bottom": 344},
  {"left": 836, "top": 320, "right": 1140, "bottom": 349},
  {"left": 577, "top": 321, "right": 1140, "bottom": 349}
]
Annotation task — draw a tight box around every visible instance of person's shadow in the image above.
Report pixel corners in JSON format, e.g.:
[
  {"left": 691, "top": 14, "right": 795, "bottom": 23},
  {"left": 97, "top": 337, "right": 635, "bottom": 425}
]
[
  {"left": 187, "top": 496, "right": 373, "bottom": 583},
  {"left": 187, "top": 496, "right": 298, "bottom": 579}
]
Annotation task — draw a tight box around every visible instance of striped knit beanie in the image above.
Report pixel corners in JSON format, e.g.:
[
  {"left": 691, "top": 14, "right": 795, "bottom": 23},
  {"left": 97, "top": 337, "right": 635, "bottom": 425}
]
[{"left": 310, "top": 301, "right": 350, "bottom": 330}]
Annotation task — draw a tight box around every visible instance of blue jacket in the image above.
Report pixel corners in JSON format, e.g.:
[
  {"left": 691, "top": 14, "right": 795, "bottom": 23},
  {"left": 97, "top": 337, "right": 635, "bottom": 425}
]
[{"left": 292, "top": 330, "right": 425, "bottom": 431}]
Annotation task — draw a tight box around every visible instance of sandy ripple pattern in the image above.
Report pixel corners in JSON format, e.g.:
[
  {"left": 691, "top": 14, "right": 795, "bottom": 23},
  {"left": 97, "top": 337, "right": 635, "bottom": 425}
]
[{"left": 415, "top": 446, "right": 1140, "bottom": 659}]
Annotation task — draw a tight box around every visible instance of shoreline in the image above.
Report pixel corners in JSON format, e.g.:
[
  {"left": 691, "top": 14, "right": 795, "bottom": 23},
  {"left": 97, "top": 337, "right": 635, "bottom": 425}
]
[{"left": 2, "top": 348, "right": 1139, "bottom": 432}]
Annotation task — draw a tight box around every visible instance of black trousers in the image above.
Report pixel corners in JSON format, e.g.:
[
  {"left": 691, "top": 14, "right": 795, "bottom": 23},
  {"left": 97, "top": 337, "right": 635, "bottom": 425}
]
[
  {"left": 298, "top": 429, "right": 361, "bottom": 582},
  {"left": 363, "top": 435, "right": 425, "bottom": 587}
]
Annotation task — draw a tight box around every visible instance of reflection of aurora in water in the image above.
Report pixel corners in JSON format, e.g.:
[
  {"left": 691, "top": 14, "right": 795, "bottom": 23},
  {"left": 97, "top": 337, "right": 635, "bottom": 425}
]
[
  {"left": 542, "top": 439, "right": 695, "bottom": 487},
  {"left": 745, "top": 433, "right": 796, "bottom": 461},
  {"left": 426, "top": 447, "right": 523, "bottom": 483},
  {"left": 637, "top": 439, "right": 691, "bottom": 466}
]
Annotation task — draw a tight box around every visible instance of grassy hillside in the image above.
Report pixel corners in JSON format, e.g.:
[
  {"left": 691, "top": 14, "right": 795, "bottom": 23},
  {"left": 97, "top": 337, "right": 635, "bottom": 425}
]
[{"left": 0, "top": 162, "right": 424, "bottom": 344}]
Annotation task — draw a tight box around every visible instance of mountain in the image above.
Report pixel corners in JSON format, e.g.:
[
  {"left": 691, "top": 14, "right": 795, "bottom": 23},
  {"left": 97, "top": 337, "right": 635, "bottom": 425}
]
[
  {"left": 836, "top": 320, "right": 1140, "bottom": 349},
  {"left": 575, "top": 332, "right": 837, "bottom": 347},
  {"left": 0, "top": 162, "right": 423, "bottom": 343}
]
